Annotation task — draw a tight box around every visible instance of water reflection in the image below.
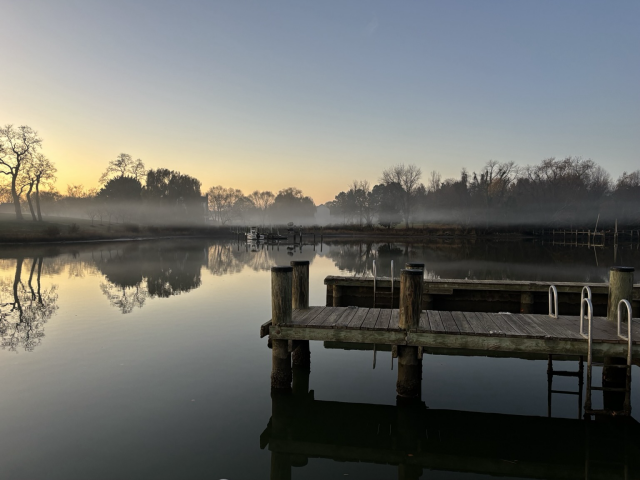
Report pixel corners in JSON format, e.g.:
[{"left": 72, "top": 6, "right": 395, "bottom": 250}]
[
  {"left": 263, "top": 369, "right": 640, "bottom": 479},
  {"left": 0, "top": 257, "right": 58, "bottom": 352}
]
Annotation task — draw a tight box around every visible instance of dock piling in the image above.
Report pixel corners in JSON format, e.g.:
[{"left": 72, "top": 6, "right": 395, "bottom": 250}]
[
  {"left": 397, "top": 269, "right": 424, "bottom": 397},
  {"left": 607, "top": 267, "right": 634, "bottom": 322},
  {"left": 271, "top": 266, "right": 293, "bottom": 389},
  {"left": 291, "top": 261, "right": 311, "bottom": 368}
]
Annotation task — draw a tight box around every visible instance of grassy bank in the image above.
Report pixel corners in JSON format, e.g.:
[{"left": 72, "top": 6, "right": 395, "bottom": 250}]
[{"left": 0, "top": 214, "right": 232, "bottom": 244}]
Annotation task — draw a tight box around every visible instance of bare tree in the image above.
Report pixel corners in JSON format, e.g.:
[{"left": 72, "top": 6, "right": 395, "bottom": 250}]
[
  {"left": 428, "top": 170, "right": 442, "bottom": 193},
  {"left": 380, "top": 163, "right": 422, "bottom": 227},
  {"left": 21, "top": 153, "right": 57, "bottom": 221},
  {"left": 0, "top": 125, "right": 43, "bottom": 220},
  {"left": 99, "top": 153, "right": 146, "bottom": 184},
  {"left": 248, "top": 190, "right": 275, "bottom": 225},
  {"left": 207, "top": 186, "right": 244, "bottom": 224}
]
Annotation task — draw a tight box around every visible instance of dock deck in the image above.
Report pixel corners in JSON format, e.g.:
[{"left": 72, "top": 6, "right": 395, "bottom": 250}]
[{"left": 264, "top": 306, "right": 640, "bottom": 357}]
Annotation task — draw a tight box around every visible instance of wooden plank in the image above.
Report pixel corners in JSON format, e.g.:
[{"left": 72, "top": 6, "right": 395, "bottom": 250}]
[
  {"left": 334, "top": 307, "right": 360, "bottom": 329},
  {"left": 485, "top": 312, "right": 523, "bottom": 337},
  {"left": 450, "top": 311, "right": 475, "bottom": 335},
  {"left": 470, "top": 312, "right": 504, "bottom": 336},
  {"left": 290, "top": 307, "right": 318, "bottom": 325},
  {"left": 507, "top": 314, "right": 549, "bottom": 338},
  {"left": 318, "top": 307, "right": 349, "bottom": 329},
  {"left": 579, "top": 316, "right": 626, "bottom": 343},
  {"left": 361, "top": 308, "right": 382, "bottom": 330},
  {"left": 439, "top": 311, "right": 460, "bottom": 335},
  {"left": 389, "top": 309, "right": 401, "bottom": 331},
  {"left": 291, "top": 307, "right": 326, "bottom": 327},
  {"left": 428, "top": 310, "right": 446, "bottom": 333},
  {"left": 346, "top": 308, "right": 371, "bottom": 330},
  {"left": 307, "top": 307, "right": 337, "bottom": 327},
  {"left": 495, "top": 313, "right": 536, "bottom": 338},
  {"left": 462, "top": 312, "right": 490, "bottom": 335},
  {"left": 524, "top": 314, "right": 583, "bottom": 341},
  {"left": 418, "top": 311, "right": 430, "bottom": 332},
  {"left": 375, "top": 309, "right": 392, "bottom": 330}
]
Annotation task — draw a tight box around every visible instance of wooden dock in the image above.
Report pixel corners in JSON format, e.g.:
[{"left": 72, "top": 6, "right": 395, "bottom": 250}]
[
  {"left": 264, "top": 262, "right": 636, "bottom": 415},
  {"left": 264, "top": 306, "right": 640, "bottom": 357}
]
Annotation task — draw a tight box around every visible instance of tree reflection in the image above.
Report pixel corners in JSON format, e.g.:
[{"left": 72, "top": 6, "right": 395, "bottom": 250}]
[
  {"left": 0, "top": 257, "right": 58, "bottom": 352},
  {"left": 94, "top": 242, "right": 207, "bottom": 313}
]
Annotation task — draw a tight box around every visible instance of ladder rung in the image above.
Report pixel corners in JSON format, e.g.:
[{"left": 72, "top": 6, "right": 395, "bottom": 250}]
[
  {"left": 550, "top": 390, "right": 580, "bottom": 395},
  {"left": 585, "top": 408, "right": 630, "bottom": 416},
  {"left": 590, "top": 363, "right": 629, "bottom": 368},
  {"left": 591, "top": 386, "right": 629, "bottom": 392},
  {"left": 549, "top": 371, "right": 582, "bottom": 377}
]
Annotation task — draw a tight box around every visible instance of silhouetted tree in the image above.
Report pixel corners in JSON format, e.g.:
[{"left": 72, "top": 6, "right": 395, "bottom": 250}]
[
  {"left": 380, "top": 164, "right": 422, "bottom": 227},
  {"left": 270, "top": 187, "right": 316, "bottom": 224},
  {"left": 0, "top": 124, "right": 43, "bottom": 220},
  {"left": 99, "top": 153, "right": 146, "bottom": 184}
]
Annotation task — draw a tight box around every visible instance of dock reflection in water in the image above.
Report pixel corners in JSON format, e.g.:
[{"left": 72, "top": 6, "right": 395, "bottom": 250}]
[{"left": 262, "top": 363, "right": 640, "bottom": 480}]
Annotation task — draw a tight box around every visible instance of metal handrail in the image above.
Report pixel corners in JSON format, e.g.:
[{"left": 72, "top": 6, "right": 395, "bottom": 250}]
[
  {"left": 617, "top": 299, "right": 633, "bottom": 367},
  {"left": 372, "top": 260, "right": 377, "bottom": 307},
  {"left": 548, "top": 285, "right": 558, "bottom": 318},
  {"left": 579, "top": 286, "right": 592, "bottom": 337},
  {"left": 390, "top": 260, "right": 394, "bottom": 308},
  {"left": 582, "top": 297, "right": 594, "bottom": 417}
]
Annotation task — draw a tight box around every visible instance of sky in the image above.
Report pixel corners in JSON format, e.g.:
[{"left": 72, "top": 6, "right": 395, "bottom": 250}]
[{"left": 1, "top": 0, "right": 639, "bottom": 204}]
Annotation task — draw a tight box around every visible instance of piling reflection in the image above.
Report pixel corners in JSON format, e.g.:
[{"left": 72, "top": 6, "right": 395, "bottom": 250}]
[{"left": 262, "top": 367, "right": 640, "bottom": 480}]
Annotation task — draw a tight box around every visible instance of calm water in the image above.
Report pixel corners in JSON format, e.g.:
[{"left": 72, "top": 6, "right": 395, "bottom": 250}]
[{"left": 1, "top": 238, "right": 640, "bottom": 479}]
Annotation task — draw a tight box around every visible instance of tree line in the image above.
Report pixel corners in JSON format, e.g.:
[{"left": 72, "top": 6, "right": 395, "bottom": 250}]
[
  {"left": 3, "top": 123, "right": 640, "bottom": 229},
  {"left": 329, "top": 159, "right": 640, "bottom": 230}
]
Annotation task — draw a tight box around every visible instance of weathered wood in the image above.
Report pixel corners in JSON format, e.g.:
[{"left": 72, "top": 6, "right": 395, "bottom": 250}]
[
  {"left": 608, "top": 266, "right": 634, "bottom": 322},
  {"left": 291, "top": 261, "right": 309, "bottom": 310},
  {"left": 405, "top": 263, "right": 425, "bottom": 271},
  {"left": 399, "top": 269, "right": 423, "bottom": 331},
  {"left": 314, "top": 307, "right": 348, "bottom": 328},
  {"left": 361, "top": 308, "right": 382, "bottom": 330},
  {"left": 332, "top": 285, "right": 343, "bottom": 307},
  {"left": 389, "top": 309, "right": 400, "bottom": 331},
  {"left": 272, "top": 266, "right": 293, "bottom": 325},
  {"left": 462, "top": 312, "right": 489, "bottom": 335},
  {"left": 427, "top": 310, "right": 446, "bottom": 333},
  {"left": 307, "top": 307, "right": 336, "bottom": 327},
  {"left": 450, "top": 311, "right": 474, "bottom": 335},
  {"left": 347, "top": 307, "right": 370, "bottom": 329},
  {"left": 439, "top": 311, "right": 460, "bottom": 334},
  {"left": 271, "top": 338, "right": 292, "bottom": 389},
  {"left": 291, "top": 307, "right": 326, "bottom": 327},
  {"left": 334, "top": 307, "right": 359, "bottom": 328},
  {"left": 418, "top": 311, "right": 430, "bottom": 332},
  {"left": 397, "top": 345, "right": 421, "bottom": 397},
  {"left": 375, "top": 309, "right": 392, "bottom": 330}
]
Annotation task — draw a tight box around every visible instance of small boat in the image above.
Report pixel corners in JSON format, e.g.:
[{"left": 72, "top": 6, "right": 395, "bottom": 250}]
[{"left": 246, "top": 227, "right": 265, "bottom": 241}]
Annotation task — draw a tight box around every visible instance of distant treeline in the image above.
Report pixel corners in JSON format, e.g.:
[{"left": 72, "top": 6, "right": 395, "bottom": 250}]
[
  {"left": 2, "top": 124, "right": 639, "bottom": 229},
  {"left": 328, "top": 158, "right": 640, "bottom": 230}
]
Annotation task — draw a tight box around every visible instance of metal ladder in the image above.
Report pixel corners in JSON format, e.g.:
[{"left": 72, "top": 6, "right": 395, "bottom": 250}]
[
  {"left": 547, "top": 354, "right": 584, "bottom": 419},
  {"left": 580, "top": 288, "right": 633, "bottom": 417}
]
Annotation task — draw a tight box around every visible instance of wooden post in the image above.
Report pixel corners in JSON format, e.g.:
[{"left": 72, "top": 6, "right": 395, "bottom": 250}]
[
  {"left": 520, "top": 292, "right": 534, "bottom": 314},
  {"left": 291, "top": 261, "right": 309, "bottom": 310},
  {"left": 607, "top": 266, "right": 634, "bottom": 322},
  {"left": 399, "top": 269, "right": 423, "bottom": 330},
  {"left": 332, "top": 285, "right": 343, "bottom": 307},
  {"left": 405, "top": 262, "right": 424, "bottom": 271},
  {"left": 604, "top": 267, "right": 634, "bottom": 412},
  {"left": 291, "top": 261, "right": 310, "bottom": 368},
  {"left": 397, "top": 269, "right": 423, "bottom": 397},
  {"left": 271, "top": 266, "right": 293, "bottom": 389}
]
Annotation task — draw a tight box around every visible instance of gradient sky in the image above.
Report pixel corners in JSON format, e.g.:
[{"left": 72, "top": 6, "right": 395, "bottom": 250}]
[{"left": 2, "top": 1, "right": 639, "bottom": 204}]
